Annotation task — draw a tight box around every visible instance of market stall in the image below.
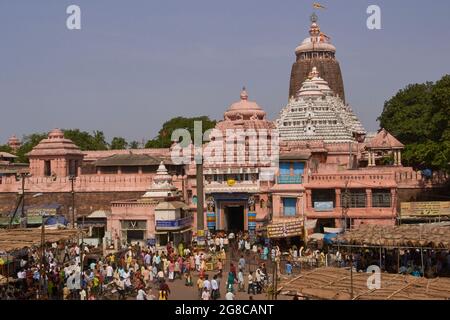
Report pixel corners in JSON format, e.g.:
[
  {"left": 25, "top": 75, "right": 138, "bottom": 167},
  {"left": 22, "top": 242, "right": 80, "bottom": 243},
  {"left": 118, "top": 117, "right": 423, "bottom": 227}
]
[{"left": 277, "top": 267, "right": 450, "bottom": 300}]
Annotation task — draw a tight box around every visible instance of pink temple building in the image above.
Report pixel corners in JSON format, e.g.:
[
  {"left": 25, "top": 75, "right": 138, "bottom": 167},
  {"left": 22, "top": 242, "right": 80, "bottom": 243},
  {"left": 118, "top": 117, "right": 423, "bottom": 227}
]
[
  {"left": 0, "top": 15, "right": 448, "bottom": 242},
  {"left": 108, "top": 161, "right": 192, "bottom": 247}
]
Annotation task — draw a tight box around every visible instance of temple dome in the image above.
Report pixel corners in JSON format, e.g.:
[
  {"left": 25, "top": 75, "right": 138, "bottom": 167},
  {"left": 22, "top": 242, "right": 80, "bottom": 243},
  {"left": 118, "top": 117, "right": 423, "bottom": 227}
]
[
  {"left": 48, "top": 128, "right": 65, "bottom": 139},
  {"left": 7, "top": 135, "right": 21, "bottom": 152},
  {"left": 277, "top": 67, "right": 366, "bottom": 143},
  {"left": 8, "top": 135, "right": 20, "bottom": 145},
  {"left": 224, "top": 88, "right": 267, "bottom": 121},
  {"left": 142, "top": 161, "right": 178, "bottom": 198},
  {"left": 295, "top": 19, "right": 336, "bottom": 54},
  {"left": 295, "top": 38, "right": 336, "bottom": 54},
  {"left": 26, "top": 128, "right": 84, "bottom": 157},
  {"left": 297, "top": 67, "right": 333, "bottom": 97}
]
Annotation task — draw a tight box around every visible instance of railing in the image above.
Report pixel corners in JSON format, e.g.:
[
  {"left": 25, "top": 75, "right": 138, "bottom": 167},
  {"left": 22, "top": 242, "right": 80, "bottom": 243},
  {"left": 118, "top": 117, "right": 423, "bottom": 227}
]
[
  {"left": 155, "top": 216, "right": 193, "bottom": 229},
  {"left": 277, "top": 174, "right": 302, "bottom": 184}
]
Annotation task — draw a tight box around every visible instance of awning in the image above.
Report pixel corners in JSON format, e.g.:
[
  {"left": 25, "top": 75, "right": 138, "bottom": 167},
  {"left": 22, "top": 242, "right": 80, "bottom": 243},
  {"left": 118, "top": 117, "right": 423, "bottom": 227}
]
[
  {"left": 87, "top": 210, "right": 109, "bottom": 219},
  {"left": 267, "top": 219, "right": 303, "bottom": 239},
  {"left": 308, "top": 233, "right": 325, "bottom": 241}
]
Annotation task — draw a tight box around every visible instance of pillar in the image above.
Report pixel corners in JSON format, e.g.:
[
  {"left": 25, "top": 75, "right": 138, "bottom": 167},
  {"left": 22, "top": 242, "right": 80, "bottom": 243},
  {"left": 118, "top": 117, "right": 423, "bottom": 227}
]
[
  {"left": 138, "top": 166, "right": 143, "bottom": 175},
  {"left": 366, "top": 189, "right": 372, "bottom": 208},
  {"left": 117, "top": 166, "right": 122, "bottom": 175},
  {"left": 335, "top": 189, "right": 342, "bottom": 208},
  {"left": 391, "top": 189, "right": 396, "bottom": 210},
  {"left": 368, "top": 152, "right": 374, "bottom": 167},
  {"left": 393, "top": 151, "right": 398, "bottom": 166},
  {"left": 397, "top": 151, "right": 402, "bottom": 166},
  {"left": 306, "top": 190, "right": 312, "bottom": 209}
]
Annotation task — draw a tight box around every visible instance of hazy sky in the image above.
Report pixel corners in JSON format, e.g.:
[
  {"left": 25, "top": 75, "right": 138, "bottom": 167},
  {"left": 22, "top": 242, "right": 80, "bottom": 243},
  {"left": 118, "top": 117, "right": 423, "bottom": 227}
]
[{"left": 1, "top": 0, "right": 449, "bottom": 144}]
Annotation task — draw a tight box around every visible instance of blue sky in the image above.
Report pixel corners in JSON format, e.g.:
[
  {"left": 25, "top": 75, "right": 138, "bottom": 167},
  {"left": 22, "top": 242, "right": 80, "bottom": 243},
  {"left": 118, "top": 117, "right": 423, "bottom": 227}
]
[{"left": 1, "top": 0, "right": 449, "bottom": 143}]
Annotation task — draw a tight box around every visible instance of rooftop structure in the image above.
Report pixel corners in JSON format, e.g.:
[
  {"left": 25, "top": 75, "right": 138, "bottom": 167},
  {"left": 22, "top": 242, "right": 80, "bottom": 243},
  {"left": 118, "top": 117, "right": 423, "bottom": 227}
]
[
  {"left": 26, "top": 129, "right": 84, "bottom": 177},
  {"left": 289, "top": 13, "right": 346, "bottom": 103},
  {"left": 7, "top": 135, "right": 21, "bottom": 153},
  {"left": 278, "top": 67, "right": 365, "bottom": 143}
]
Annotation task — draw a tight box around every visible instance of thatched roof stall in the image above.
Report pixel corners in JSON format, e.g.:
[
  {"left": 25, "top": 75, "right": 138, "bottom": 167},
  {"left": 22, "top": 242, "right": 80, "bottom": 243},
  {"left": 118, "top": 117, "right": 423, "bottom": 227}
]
[
  {"left": 336, "top": 223, "right": 450, "bottom": 249},
  {"left": 277, "top": 267, "right": 450, "bottom": 300},
  {"left": 0, "top": 228, "right": 81, "bottom": 254}
]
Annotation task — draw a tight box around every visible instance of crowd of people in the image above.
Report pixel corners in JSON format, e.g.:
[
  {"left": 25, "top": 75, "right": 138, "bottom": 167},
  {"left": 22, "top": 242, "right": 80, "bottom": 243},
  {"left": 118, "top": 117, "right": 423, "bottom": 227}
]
[
  {"left": 0, "top": 230, "right": 285, "bottom": 300},
  {"left": 6, "top": 228, "right": 448, "bottom": 300}
]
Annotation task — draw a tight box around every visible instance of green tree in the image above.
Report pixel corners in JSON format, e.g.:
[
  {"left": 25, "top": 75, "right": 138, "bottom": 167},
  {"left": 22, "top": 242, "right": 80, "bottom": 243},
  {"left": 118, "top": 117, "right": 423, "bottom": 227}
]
[
  {"left": 378, "top": 74, "right": 450, "bottom": 171},
  {"left": 15, "top": 133, "right": 48, "bottom": 163},
  {"left": 145, "top": 116, "right": 217, "bottom": 148},
  {"left": 63, "top": 129, "right": 110, "bottom": 151},
  {"left": 129, "top": 141, "right": 141, "bottom": 149},
  {"left": 0, "top": 145, "right": 13, "bottom": 153},
  {"left": 91, "top": 131, "right": 109, "bottom": 150},
  {"left": 63, "top": 129, "right": 96, "bottom": 151},
  {"left": 110, "top": 137, "right": 128, "bottom": 150}
]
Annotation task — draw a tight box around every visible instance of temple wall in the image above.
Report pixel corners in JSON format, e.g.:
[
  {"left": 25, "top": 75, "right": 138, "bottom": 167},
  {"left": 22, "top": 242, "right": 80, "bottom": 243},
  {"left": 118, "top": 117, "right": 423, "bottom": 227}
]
[
  {"left": 0, "top": 191, "right": 145, "bottom": 218},
  {"left": 0, "top": 174, "right": 154, "bottom": 193}
]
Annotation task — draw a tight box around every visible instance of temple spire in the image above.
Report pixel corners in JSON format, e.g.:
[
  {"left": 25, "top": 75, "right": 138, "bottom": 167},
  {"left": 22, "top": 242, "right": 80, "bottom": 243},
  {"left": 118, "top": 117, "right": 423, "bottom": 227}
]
[{"left": 240, "top": 86, "right": 248, "bottom": 100}]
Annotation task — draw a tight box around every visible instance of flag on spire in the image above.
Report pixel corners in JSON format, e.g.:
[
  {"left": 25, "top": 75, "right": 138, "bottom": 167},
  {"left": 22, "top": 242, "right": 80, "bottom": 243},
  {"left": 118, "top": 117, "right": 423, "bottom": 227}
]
[{"left": 313, "top": 3, "right": 326, "bottom": 9}]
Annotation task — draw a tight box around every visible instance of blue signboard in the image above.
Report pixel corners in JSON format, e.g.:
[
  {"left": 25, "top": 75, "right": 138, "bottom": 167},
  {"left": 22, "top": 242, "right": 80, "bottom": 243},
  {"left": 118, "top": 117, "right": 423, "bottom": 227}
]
[
  {"left": 147, "top": 238, "right": 156, "bottom": 246},
  {"left": 314, "top": 201, "right": 334, "bottom": 212},
  {"left": 156, "top": 216, "right": 193, "bottom": 229}
]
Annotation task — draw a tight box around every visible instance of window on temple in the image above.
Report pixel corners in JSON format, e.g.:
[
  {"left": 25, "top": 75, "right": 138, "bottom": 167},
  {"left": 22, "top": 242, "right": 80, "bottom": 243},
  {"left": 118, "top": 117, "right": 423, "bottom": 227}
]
[
  {"left": 312, "top": 189, "right": 335, "bottom": 210},
  {"left": 44, "top": 160, "right": 51, "bottom": 177},
  {"left": 342, "top": 189, "right": 366, "bottom": 208},
  {"left": 372, "top": 189, "right": 391, "bottom": 207},
  {"left": 68, "top": 160, "right": 78, "bottom": 177},
  {"left": 283, "top": 198, "right": 297, "bottom": 216}
]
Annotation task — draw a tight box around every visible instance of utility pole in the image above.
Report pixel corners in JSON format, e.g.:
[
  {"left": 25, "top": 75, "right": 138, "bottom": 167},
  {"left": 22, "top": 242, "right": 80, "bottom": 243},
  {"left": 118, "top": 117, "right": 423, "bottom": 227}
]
[
  {"left": 40, "top": 217, "right": 46, "bottom": 297},
  {"left": 80, "top": 215, "right": 85, "bottom": 275},
  {"left": 350, "top": 250, "right": 354, "bottom": 299},
  {"left": 9, "top": 173, "right": 28, "bottom": 228},
  {"left": 196, "top": 162, "right": 204, "bottom": 243},
  {"left": 302, "top": 193, "right": 308, "bottom": 246},
  {"left": 69, "top": 176, "right": 76, "bottom": 228},
  {"left": 342, "top": 180, "right": 350, "bottom": 231},
  {"left": 20, "top": 174, "right": 26, "bottom": 228}
]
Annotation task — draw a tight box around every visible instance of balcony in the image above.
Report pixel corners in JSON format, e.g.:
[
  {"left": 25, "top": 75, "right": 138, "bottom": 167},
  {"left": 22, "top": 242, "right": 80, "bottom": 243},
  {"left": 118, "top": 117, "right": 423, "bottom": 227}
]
[
  {"left": 277, "top": 174, "right": 302, "bottom": 184},
  {"left": 155, "top": 216, "right": 193, "bottom": 230}
]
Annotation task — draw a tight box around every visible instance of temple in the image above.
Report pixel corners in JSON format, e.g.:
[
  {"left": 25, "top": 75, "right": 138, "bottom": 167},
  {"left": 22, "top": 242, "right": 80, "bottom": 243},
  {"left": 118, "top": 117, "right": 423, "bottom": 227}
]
[
  {"left": 289, "top": 13, "right": 346, "bottom": 103},
  {"left": 0, "top": 14, "right": 448, "bottom": 246},
  {"left": 201, "top": 88, "right": 276, "bottom": 233},
  {"left": 108, "top": 161, "right": 192, "bottom": 246}
]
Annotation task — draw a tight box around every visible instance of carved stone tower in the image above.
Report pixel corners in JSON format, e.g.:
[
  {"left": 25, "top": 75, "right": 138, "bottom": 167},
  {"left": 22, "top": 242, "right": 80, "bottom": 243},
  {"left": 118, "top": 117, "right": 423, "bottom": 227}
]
[{"left": 289, "top": 13, "right": 346, "bottom": 103}]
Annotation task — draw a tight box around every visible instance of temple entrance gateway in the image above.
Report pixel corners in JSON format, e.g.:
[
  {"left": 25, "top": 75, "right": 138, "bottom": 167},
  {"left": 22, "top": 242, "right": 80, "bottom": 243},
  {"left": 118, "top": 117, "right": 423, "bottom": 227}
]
[{"left": 224, "top": 205, "right": 245, "bottom": 232}]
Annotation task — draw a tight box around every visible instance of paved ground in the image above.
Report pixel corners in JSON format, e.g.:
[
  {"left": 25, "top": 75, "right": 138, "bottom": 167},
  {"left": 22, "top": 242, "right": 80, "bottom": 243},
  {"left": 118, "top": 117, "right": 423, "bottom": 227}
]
[{"left": 139, "top": 249, "right": 295, "bottom": 301}]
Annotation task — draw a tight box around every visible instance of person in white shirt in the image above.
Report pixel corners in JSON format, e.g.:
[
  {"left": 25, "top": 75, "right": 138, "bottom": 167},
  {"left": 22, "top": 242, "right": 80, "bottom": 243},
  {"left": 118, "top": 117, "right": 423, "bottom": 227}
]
[
  {"left": 106, "top": 265, "right": 114, "bottom": 283},
  {"left": 225, "top": 290, "right": 235, "bottom": 300},
  {"left": 245, "top": 241, "right": 251, "bottom": 252},
  {"left": 79, "top": 289, "right": 86, "bottom": 300},
  {"left": 219, "top": 237, "right": 224, "bottom": 250},
  {"left": 203, "top": 276, "right": 211, "bottom": 292},
  {"left": 136, "top": 288, "right": 148, "bottom": 300},
  {"left": 195, "top": 254, "right": 201, "bottom": 271},
  {"left": 201, "top": 288, "right": 210, "bottom": 300},
  {"left": 211, "top": 276, "right": 219, "bottom": 300},
  {"left": 247, "top": 272, "right": 255, "bottom": 295},
  {"left": 237, "top": 270, "right": 244, "bottom": 292}
]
